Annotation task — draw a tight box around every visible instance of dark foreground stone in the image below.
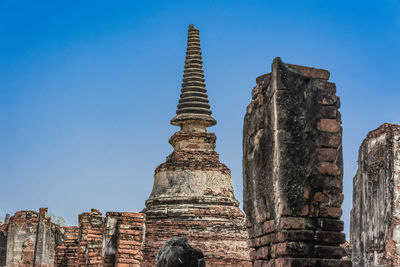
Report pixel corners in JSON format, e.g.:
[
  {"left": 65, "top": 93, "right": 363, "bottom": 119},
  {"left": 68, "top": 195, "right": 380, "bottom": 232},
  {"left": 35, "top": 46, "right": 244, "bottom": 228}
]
[{"left": 156, "top": 238, "right": 205, "bottom": 267}]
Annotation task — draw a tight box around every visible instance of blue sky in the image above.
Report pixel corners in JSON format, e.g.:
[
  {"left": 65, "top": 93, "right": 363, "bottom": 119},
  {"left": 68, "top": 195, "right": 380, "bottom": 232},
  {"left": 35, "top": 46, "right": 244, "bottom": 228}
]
[{"left": 1, "top": 0, "right": 399, "bottom": 237}]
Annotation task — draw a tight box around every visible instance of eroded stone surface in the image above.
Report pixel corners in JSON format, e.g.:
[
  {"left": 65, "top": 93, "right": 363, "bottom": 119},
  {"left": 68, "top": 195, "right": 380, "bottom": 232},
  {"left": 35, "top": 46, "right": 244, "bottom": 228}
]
[
  {"left": 351, "top": 123, "right": 400, "bottom": 266},
  {"left": 0, "top": 208, "right": 63, "bottom": 267},
  {"left": 243, "top": 57, "right": 350, "bottom": 266}
]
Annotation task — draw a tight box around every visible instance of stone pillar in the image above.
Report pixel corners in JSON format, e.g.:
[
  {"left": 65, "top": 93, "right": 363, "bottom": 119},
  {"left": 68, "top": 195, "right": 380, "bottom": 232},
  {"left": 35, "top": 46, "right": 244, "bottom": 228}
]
[
  {"left": 351, "top": 123, "right": 400, "bottom": 266},
  {"left": 33, "top": 207, "right": 57, "bottom": 266},
  {"left": 243, "top": 58, "right": 351, "bottom": 266}
]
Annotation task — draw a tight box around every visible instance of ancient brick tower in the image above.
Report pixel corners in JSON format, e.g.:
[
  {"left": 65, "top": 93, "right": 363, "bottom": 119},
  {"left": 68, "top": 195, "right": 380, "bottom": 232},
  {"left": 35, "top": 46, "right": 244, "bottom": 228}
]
[{"left": 142, "top": 25, "right": 251, "bottom": 266}]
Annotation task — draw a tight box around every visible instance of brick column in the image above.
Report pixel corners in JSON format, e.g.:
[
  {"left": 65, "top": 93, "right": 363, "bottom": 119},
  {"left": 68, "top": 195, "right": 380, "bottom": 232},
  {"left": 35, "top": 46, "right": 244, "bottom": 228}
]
[
  {"left": 243, "top": 58, "right": 351, "bottom": 266},
  {"left": 55, "top": 226, "right": 79, "bottom": 266},
  {"left": 115, "top": 212, "right": 145, "bottom": 266},
  {"left": 78, "top": 209, "right": 104, "bottom": 266}
]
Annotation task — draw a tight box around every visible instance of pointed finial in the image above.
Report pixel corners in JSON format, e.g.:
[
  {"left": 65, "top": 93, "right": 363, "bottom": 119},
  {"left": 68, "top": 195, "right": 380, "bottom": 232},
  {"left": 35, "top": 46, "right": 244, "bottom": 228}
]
[{"left": 171, "top": 25, "right": 216, "bottom": 129}]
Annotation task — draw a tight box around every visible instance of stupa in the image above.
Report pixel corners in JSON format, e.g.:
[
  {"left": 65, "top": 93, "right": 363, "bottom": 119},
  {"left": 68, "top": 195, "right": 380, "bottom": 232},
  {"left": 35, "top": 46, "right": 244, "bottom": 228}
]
[{"left": 142, "top": 25, "right": 251, "bottom": 267}]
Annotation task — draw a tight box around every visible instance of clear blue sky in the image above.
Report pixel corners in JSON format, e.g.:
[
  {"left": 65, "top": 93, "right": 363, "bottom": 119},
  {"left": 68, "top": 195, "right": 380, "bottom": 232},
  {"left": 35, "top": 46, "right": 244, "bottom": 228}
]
[{"left": 1, "top": 0, "right": 399, "bottom": 238}]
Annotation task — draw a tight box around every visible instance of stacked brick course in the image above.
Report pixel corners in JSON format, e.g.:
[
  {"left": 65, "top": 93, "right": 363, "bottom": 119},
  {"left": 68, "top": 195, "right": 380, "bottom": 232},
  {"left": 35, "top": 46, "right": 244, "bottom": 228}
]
[
  {"left": 55, "top": 226, "right": 79, "bottom": 266},
  {"left": 144, "top": 204, "right": 250, "bottom": 266},
  {"left": 351, "top": 123, "right": 400, "bottom": 266},
  {"left": 243, "top": 58, "right": 350, "bottom": 266},
  {"left": 74, "top": 210, "right": 145, "bottom": 266},
  {"left": 77, "top": 209, "right": 105, "bottom": 266},
  {"left": 110, "top": 212, "right": 145, "bottom": 266}
]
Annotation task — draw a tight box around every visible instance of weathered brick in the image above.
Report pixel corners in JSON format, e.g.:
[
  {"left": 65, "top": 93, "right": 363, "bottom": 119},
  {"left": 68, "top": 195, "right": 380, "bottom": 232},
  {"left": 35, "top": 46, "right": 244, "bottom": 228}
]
[
  {"left": 315, "top": 231, "right": 346, "bottom": 245},
  {"left": 317, "top": 162, "right": 341, "bottom": 176},
  {"left": 317, "top": 119, "right": 341, "bottom": 133},
  {"left": 314, "top": 245, "right": 346, "bottom": 259},
  {"left": 317, "top": 148, "right": 337, "bottom": 162},
  {"left": 279, "top": 217, "right": 306, "bottom": 230},
  {"left": 318, "top": 133, "right": 341, "bottom": 148},
  {"left": 256, "top": 246, "right": 270, "bottom": 259},
  {"left": 320, "top": 106, "right": 337, "bottom": 118},
  {"left": 319, "top": 207, "right": 342, "bottom": 218},
  {"left": 314, "top": 192, "right": 329, "bottom": 203}
]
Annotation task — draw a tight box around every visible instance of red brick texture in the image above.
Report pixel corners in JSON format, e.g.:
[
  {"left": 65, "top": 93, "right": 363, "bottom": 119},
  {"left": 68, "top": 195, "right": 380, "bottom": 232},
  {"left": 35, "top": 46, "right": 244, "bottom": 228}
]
[
  {"left": 77, "top": 209, "right": 105, "bottom": 266},
  {"left": 55, "top": 226, "right": 79, "bottom": 266},
  {"left": 143, "top": 205, "right": 251, "bottom": 266},
  {"left": 74, "top": 210, "right": 145, "bottom": 267},
  {"left": 112, "top": 212, "right": 145, "bottom": 266},
  {"left": 0, "top": 208, "right": 146, "bottom": 267},
  {"left": 156, "top": 131, "right": 231, "bottom": 175}
]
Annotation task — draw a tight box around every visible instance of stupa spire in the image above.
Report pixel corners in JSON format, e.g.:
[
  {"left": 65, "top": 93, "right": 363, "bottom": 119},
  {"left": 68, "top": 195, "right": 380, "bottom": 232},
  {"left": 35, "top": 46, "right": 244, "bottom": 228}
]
[{"left": 171, "top": 24, "right": 216, "bottom": 128}]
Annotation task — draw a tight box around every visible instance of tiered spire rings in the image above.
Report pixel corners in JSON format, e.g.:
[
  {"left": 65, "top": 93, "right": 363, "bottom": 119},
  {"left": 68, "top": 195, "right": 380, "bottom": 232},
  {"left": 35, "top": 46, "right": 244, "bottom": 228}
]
[{"left": 171, "top": 25, "right": 216, "bottom": 128}]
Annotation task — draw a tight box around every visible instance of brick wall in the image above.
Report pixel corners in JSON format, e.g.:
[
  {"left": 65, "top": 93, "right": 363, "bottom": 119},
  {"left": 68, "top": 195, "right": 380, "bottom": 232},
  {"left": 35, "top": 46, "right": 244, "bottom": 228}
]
[
  {"left": 243, "top": 58, "right": 351, "bottom": 266},
  {"left": 77, "top": 209, "right": 105, "bottom": 266},
  {"left": 107, "top": 212, "right": 145, "bottom": 266},
  {"left": 144, "top": 203, "right": 250, "bottom": 266},
  {"left": 76, "top": 209, "right": 145, "bottom": 266},
  {"left": 0, "top": 208, "right": 62, "bottom": 267},
  {"left": 0, "top": 209, "right": 145, "bottom": 267},
  {"left": 55, "top": 226, "right": 79, "bottom": 266}
]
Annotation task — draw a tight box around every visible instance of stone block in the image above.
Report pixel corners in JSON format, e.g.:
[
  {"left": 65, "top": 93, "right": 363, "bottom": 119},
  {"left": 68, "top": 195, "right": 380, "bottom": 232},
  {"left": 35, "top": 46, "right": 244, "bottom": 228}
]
[{"left": 317, "top": 119, "right": 341, "bottom": 133}]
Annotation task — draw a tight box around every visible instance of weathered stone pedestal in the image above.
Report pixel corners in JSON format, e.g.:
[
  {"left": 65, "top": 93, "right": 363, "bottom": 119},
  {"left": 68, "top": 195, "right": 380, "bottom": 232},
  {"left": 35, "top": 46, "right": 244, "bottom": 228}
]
[
  {"left": 144, "top": 130, "right": 250, "bottom": 266},
  {"left": 243, "top": 58, "right": 351, "bottom": 266}
]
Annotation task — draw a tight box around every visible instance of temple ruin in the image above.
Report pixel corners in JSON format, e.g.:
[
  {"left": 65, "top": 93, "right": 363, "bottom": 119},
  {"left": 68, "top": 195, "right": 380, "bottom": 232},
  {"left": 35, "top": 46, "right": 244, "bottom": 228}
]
[
  {"left": 0, "top": 25, "right": 250, "bottom": 267},
  {"left": 0, "top": 208, "right": 146, "bottom": 266},
  {"left": 2, "top": 23, "right": 399, "bottom": 267}
]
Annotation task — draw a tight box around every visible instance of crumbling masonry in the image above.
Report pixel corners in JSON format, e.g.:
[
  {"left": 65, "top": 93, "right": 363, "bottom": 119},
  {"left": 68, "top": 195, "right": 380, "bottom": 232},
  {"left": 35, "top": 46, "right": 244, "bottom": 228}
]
[
  {"left": 243, "top": 58, "right": 351, "bottom": 266},
  {"left": 351, "top": 123, "right": 400, "bottom": 266},
  {"left": 0, "top": 25, "right": 250, "bottom": 267},
  {"left": 0, "top": 208, "right": 145, "bottom": 266},
  {"left": 5, "top": 24, "right": 400, "bottom": 267}
]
